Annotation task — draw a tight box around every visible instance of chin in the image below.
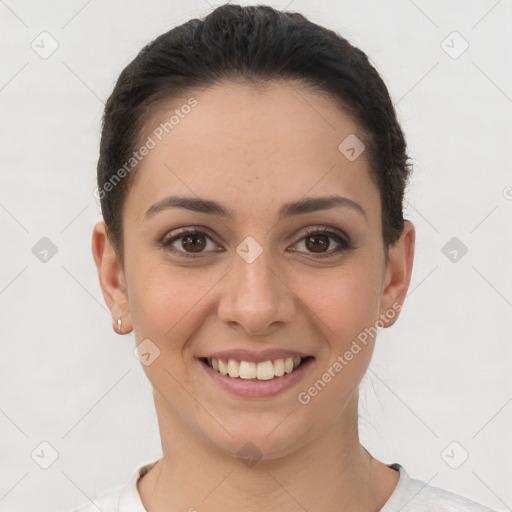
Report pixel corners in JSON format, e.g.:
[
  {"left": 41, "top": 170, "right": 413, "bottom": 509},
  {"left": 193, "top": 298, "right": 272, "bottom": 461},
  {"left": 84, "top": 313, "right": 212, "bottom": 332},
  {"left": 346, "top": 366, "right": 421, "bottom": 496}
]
[{"left": 200, "top": 413, "right": 314, "bottom": 463}]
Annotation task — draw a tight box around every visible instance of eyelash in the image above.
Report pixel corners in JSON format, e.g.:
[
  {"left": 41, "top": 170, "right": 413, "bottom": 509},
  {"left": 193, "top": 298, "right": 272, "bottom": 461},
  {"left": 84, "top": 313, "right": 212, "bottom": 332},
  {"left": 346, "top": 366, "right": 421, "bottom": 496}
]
[{"left": 158, "top": 226, "right": 352, "bottom": 260}]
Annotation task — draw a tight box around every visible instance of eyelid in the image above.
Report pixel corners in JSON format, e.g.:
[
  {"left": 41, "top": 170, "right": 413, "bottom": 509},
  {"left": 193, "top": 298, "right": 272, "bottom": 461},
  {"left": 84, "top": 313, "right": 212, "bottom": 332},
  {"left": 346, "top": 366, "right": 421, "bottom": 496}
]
[
  {"left": 160, "top": 225, "right": 218, "bottom": 245},
  {"left": 287, "top": 226, "right": 351, "bottom": 258},
  {"left": 297, "top": 226, "right": 350, "bottom": 245},
  {"left": 159, "top": 225, "right": 352, "bottom": 259},
  {"left": 158, "top": 226, "right": 222, "bottom": 259}
]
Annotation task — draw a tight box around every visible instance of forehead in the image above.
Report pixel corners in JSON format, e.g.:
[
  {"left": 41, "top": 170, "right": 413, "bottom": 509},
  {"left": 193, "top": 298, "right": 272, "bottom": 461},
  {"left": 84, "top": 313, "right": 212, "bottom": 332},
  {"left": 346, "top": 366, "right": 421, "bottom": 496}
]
[
  {"left": 125, "top": 80, "right": 379, "bottom": 223},
  {"left": 146, "top": 79, "right": 362, "bottom": 158}
]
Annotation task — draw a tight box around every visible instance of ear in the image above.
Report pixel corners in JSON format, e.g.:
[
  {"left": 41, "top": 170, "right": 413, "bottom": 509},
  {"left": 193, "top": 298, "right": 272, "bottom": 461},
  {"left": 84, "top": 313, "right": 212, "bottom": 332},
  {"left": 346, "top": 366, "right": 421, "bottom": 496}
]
[
  {"left": 91, "top": 221, "right": 132, "bottom": 334},
  {"left": 378, "top": 220, "right": 415, "bottom": 328}
]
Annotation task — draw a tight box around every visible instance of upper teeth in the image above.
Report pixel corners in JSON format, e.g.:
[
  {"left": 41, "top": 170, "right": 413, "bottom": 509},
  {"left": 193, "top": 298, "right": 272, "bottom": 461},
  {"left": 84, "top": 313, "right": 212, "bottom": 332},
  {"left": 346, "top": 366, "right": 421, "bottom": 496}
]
[{"left": 208, "top": 357, "right": 302, "bottom": 380}]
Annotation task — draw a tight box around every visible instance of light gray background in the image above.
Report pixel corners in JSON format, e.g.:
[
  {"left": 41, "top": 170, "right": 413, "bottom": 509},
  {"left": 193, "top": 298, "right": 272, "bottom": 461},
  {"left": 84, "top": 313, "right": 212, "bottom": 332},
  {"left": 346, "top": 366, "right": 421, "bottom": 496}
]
[{"left": 1, "top": 1, "right": 511, "bottom": 511}]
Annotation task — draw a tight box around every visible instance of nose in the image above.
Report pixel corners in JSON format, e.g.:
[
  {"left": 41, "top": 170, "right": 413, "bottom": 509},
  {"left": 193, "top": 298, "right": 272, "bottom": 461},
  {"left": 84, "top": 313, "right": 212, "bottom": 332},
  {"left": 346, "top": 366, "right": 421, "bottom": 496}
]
[{"left": 217, "top": 244, "right": 296, "bottom": 336}]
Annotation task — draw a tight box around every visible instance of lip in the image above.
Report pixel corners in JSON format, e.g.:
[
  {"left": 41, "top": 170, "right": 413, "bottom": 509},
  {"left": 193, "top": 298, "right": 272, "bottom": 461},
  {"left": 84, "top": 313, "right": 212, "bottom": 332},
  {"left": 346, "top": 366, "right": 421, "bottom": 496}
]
[
  {"left": 198, "top": 356, "right": 315, "bottom": 398},
  {"left": 199, "top": 348, "right": 311, "bottom": 364}
]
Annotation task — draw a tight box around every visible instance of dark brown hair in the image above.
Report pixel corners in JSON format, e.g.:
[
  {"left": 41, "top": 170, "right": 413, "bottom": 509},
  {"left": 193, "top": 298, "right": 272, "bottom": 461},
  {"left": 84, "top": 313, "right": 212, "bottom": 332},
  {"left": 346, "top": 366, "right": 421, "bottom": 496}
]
[{"left": 97, "top": 3, "right": 411, "bottom": 264}]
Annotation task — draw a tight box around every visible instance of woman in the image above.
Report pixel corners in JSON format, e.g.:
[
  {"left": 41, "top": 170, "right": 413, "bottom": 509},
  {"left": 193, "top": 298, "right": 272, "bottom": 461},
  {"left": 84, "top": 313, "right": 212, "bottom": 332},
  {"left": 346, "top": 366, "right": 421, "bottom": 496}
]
[{"left": 79, "top": 4, "right": 495, "bottom": 511}]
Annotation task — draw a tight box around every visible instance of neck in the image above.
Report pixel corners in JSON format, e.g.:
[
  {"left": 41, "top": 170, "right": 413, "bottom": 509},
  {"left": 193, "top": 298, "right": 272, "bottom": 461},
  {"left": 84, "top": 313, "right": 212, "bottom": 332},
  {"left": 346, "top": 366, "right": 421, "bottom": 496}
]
[{"left": 138, "top": 391, "right": 399, "bottom": 512}]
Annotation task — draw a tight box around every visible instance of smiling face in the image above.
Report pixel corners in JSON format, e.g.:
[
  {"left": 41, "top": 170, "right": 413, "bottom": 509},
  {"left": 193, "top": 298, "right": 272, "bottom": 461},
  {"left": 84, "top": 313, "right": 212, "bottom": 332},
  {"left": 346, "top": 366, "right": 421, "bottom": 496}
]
[{"left": 93, "top": 79, "right": 414, "bottom": 460}]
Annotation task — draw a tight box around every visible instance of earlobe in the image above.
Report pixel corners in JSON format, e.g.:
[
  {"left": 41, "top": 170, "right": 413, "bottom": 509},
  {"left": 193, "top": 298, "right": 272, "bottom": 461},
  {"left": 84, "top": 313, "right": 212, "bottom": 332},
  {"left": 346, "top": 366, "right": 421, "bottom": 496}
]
[
  {"left": 91, "top": 221, "right": 133, "bottom": 334},
  {"left": 378, "top": 221, "right": 415, "bottom": 328}
]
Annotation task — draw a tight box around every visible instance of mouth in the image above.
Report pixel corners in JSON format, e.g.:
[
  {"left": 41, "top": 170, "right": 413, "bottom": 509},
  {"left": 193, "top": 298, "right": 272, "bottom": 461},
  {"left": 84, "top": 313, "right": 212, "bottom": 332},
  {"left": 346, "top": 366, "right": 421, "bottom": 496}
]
[{"left": 199, "top": 356, "right": 314, "bottom": 381}]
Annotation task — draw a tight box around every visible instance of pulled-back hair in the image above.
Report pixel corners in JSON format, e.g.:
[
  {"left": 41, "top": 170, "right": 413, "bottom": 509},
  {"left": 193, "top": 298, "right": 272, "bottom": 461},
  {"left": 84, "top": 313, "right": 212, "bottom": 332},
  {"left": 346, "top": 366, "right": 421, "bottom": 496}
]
[{"left": 97, "top": 3, "right": 411, "bottom": 263}]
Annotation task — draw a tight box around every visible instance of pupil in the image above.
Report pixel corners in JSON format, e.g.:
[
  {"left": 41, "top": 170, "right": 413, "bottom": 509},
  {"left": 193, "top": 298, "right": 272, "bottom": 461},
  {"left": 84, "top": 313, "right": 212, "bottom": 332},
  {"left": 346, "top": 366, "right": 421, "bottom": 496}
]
[
  {"left": 306, "top": 234, "right": 328, "bottom": 252},
  {"left": 183, "top": 234, "right": 205, "bottom": 252}
]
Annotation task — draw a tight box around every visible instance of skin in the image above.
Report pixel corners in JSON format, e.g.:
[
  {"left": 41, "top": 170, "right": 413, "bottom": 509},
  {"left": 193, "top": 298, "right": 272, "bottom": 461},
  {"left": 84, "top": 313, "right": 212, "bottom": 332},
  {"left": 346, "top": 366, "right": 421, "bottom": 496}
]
[{"left": 92, "top": 80, "right": 415, "bottom": 511}]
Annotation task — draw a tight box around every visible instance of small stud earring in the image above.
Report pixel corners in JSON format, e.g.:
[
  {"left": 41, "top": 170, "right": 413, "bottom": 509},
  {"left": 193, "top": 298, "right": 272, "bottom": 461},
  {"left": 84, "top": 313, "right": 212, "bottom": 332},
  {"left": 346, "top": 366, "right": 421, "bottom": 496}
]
[{"left": 117, "top": 318, "right": 122, "bottom": 333}]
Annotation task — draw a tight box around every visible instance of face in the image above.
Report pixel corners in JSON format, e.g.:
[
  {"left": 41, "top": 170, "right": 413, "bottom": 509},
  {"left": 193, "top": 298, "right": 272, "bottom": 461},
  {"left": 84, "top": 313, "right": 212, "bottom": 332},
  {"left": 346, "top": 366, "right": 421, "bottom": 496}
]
[{"left": 93, "top": 80, "right": 414, "bottom": 460}]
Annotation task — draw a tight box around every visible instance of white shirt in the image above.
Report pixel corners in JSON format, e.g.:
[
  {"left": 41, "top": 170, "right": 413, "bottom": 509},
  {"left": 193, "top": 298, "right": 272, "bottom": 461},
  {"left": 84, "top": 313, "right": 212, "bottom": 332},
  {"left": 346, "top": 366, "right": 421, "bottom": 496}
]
[{"left": 73, "top": 461, "right": 496, "bottom": 511}]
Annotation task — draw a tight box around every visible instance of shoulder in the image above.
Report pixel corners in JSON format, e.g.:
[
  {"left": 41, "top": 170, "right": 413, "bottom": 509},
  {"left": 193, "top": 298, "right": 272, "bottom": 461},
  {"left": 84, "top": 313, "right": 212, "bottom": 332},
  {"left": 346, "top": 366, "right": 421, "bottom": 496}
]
[
  {"left": 72, "top": 460, "right": 158, "bottom": 512},
  {"left": 382, "top": 464, "right": 497, "bottom": 512},
  {"left": 72, "top": 485, "right": 124, "bottom": 512}
]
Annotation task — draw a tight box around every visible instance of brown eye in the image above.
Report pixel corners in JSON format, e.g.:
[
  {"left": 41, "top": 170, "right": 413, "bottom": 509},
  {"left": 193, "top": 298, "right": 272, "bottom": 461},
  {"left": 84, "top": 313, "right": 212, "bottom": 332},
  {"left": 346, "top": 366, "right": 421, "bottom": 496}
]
[
  {"left": 305, "top": 234, "right": 330, "bottom": 253},
  {"left": 290, "top": 228, "right": 351, "bottom": 259},
  {"left": 181, "top": 233, "right": 207, "bottom": 252},
  {"left": 160, "top": 228, "right": 221, "bottom": 259}
]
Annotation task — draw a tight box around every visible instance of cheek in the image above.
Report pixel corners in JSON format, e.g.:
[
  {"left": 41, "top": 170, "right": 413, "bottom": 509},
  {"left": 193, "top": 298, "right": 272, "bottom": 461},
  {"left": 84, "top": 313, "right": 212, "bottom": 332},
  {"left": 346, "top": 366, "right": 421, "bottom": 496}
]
[
  {"left": 295, "top": 257, "right": 383, "bottom": 392},
  {"left": 302, "top": 261, "right": 382, "bottom": 339},
  {"left": 126, "top": 259, "right": 220, "bottom": 346},
  {"left": 293, "top": 268, "right": 381, "bottom": 413},
  {"left": 126, "top": 261, "right": 214, "bottom": 395}
]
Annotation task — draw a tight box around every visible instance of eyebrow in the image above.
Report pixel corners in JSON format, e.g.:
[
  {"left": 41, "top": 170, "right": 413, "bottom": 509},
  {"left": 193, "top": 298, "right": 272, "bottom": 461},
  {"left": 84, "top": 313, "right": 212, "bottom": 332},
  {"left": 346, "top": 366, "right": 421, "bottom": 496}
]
[{"left": 144, "top": 194, "right": 367, "bottom": 222}]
